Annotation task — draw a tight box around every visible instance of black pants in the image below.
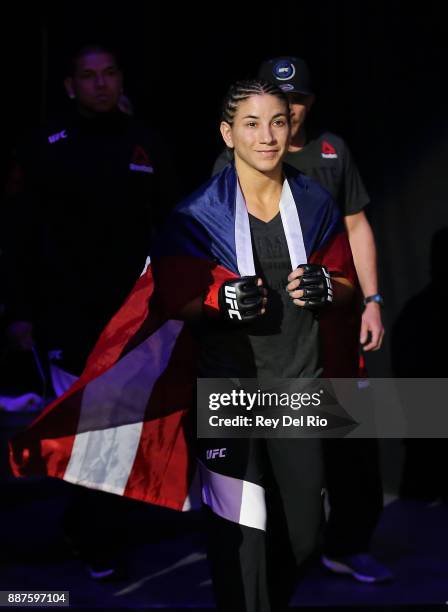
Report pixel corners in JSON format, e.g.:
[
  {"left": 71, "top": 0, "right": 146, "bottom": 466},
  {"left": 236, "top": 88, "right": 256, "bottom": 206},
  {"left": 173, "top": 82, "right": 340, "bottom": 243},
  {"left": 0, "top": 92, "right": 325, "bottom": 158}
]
[
  {"left": 199, "top": 438, "right": 323, "bottom": 612},
  {"left": 322, "top": 438, "right": 383, "bottom": 557}
]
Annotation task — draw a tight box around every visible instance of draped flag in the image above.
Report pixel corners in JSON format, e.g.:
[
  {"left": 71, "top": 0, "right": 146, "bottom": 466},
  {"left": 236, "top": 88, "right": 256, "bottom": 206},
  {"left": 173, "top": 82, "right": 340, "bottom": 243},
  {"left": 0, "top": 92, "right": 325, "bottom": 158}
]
[{"left": 9, "top": 164, "right": 356, "bottom": 510}]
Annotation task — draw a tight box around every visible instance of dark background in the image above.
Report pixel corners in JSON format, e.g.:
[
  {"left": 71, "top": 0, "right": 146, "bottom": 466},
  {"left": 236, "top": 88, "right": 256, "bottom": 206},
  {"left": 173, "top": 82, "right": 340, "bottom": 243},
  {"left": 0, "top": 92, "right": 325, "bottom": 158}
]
[{"left": 1, "top": 2, "right": 447, "bottom": 376}]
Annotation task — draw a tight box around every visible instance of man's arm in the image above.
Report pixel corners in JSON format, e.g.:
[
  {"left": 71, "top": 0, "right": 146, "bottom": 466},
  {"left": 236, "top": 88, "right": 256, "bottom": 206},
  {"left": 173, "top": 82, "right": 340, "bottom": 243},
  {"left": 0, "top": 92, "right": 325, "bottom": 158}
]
[
  {"left": 331, "top": 275, "right": 355, "bottom": 305},
  {"left": 344, "top": 210, "right": 384, "bottom": 351}
]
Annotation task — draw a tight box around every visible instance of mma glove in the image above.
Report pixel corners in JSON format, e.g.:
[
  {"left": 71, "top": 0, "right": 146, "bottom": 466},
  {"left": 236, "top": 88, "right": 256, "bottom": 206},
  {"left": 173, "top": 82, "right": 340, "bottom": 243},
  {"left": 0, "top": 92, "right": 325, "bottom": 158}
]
[
  {"left": 295, "top": 264, "right": 333, "bottom": 309},
  {"left": 217, "top": 276, "right": 264, "bottom": 323}
]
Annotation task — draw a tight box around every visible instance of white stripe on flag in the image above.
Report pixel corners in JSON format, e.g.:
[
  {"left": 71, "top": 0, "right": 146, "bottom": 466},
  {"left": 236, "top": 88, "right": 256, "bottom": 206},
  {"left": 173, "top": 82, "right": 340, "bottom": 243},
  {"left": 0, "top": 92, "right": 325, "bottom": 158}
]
[
  {"left": 140, "top": 255, "right": 151, "bottom": 276},
  {"left": 199, "top": 461, "right": 266, "bottom": 531},
  {"left": 279, "top": 179, "right": 307, "bottom": 270},
  {"left": 235, "top": 179, "right": 256, "bottom": 276},
  {"left": 181, "top": 466, "right": 202, "bottom": 511},
  {"left": 64, "top": 320, "right": 184, "bottom": 495},
  {"left": 239, "top": 478, "right": 267, "bottom": 531}
]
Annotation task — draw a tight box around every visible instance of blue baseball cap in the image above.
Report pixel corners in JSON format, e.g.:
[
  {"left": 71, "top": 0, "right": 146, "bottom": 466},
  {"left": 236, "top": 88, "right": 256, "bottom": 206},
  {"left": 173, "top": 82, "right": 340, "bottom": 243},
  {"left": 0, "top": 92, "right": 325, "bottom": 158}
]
[{"left": 258, "top": 56, "right": 313, "bottom": 95}]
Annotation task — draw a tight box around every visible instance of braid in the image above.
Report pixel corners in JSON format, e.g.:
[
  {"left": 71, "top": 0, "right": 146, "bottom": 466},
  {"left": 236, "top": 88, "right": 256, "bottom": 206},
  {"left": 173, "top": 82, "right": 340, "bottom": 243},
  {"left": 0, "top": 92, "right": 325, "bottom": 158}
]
[{"left": 221, "top": 79, "right": 288, "bottom": 125}]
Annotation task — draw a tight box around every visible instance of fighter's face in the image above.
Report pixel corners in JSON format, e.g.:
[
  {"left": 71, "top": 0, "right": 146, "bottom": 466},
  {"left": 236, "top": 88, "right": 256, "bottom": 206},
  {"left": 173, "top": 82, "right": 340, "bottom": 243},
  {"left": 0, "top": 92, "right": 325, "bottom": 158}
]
[
  {"left": 220, "top": 94, "right": 290, "bottom": 174},
  {"left": 287, "top": 93, "right": 315, "bottom": 139},
  {"left": 65, "top": 52, "right": 123, "bottom": 114}
]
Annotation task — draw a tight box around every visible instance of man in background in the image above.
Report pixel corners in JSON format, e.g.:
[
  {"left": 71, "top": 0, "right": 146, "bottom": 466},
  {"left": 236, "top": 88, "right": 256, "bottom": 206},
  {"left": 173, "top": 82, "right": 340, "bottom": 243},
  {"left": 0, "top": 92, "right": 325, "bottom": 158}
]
[{"left": 2, "top": 42, "right": 175, "bottom": 579}]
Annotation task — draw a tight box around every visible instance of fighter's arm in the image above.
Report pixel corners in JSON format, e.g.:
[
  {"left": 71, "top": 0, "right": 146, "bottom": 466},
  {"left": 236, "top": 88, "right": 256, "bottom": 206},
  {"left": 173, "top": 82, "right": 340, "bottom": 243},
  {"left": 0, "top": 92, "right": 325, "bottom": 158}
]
[
  {"left": 345, "top": 210, "right": 384, "bottom": 351},
  {"left": 178, "top": 278, "right": 266, "bottom": 322}
]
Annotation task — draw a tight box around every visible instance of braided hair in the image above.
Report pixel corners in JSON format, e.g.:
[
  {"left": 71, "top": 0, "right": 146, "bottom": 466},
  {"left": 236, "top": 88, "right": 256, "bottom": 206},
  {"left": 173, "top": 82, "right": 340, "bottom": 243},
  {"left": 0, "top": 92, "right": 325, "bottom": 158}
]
[{"left": 221, "top": 79, "right": 289, "bottom": 126}]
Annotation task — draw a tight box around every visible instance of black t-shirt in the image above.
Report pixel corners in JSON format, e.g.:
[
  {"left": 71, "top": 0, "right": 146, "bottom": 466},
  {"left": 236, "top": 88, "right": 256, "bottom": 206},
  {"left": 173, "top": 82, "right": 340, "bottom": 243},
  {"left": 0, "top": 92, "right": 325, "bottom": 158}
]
[
  {"left": 4, "top": 111, "right": 175, "bottom": 317},
  {"left": 212, "top": 130, "right": 369, "bottom": 216},
  {"left": 2, "top": 110, "right": 176, "bottom": 370},
  {"left": 197, "top": 212, "right": 320, "bottom": 380}
]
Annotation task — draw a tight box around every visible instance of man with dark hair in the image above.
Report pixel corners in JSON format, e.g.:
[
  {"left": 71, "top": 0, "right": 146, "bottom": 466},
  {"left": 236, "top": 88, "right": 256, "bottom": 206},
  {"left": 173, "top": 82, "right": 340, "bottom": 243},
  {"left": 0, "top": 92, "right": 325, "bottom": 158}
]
[
  {"left": 2, "top": 43, "right": 175, "bottom": 579},
  {"left": 64, "top": 44, "right": 124, "bottom": 114},
  {"left": 213, "top": 56, "right": 391, "bottom": 583}
]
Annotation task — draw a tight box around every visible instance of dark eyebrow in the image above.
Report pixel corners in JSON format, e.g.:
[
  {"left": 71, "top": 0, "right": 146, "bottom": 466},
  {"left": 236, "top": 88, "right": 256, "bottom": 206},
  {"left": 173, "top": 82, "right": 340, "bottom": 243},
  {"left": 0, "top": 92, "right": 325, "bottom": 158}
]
[
  {"left": 241, "top": 112, "right": 287, "bottom": 120},
  {"left": 79, "top": 64, "right": 117, "bottom": 74}
]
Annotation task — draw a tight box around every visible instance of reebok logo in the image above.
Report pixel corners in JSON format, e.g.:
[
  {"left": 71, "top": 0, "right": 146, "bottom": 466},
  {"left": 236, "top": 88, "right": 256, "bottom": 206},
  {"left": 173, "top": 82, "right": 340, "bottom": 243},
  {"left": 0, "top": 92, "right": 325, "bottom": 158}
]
[
  {"left": 321, "top": 140, "right": 338, "bottom": 159},
  {"left": 129, "top": 145, "right": 154, "bottom": 174},
  {"left": 206, "top": 448, "right": 227, "bottom": 459},
  {"left": 48, "top": 130, "right": 67, "bottom": 144},
  {"left": 224, "top": 286, "right": 242, "bottom": 320}
]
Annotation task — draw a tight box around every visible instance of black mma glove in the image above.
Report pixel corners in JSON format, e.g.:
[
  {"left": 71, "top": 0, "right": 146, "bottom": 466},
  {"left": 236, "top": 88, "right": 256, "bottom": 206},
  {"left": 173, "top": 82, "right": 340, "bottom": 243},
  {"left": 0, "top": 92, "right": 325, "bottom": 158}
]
[
  {"left": 218, "top": 276, "right": 264, "bottom": 323},
  {"left": 296, "top": 263, "right": 333, "bottom": 308}
]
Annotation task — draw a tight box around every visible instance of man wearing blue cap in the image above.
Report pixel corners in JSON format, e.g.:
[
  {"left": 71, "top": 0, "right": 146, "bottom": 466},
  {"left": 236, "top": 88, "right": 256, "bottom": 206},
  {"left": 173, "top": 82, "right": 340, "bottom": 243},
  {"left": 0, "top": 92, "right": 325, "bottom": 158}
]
[
  {"left": 259, "top": 56, "right": 390, "bottom": 584},
  {"left": 213, "top": 56, "right": 392, "bottom": 583}
]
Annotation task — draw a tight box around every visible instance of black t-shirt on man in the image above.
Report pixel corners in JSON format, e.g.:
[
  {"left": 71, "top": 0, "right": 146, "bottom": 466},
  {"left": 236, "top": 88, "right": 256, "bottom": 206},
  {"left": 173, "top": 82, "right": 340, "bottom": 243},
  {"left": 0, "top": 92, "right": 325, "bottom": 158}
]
[{"left": 3, "top": 110, "right": 176, "bottom": 372}]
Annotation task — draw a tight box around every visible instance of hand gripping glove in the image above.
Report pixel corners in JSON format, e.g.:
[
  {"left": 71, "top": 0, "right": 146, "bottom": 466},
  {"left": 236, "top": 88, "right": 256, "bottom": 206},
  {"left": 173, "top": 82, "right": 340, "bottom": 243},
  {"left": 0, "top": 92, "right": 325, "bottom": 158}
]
[
  {"left": 297, "top": 264, "right": 333, "bottom": 308},
  {"left": 218, "top": 276, "right": 264, "bottom": 323}
]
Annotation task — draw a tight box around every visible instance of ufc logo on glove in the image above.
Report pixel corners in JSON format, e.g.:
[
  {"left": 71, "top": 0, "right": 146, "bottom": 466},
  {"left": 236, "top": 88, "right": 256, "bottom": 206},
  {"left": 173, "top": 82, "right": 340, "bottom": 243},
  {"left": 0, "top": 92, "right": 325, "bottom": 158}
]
[
  {"left": 224, "top": 286, "right": 242, "bottom": 320},
  {"left": 218, "top": 277, "right": 264, "bottom": 324}
]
